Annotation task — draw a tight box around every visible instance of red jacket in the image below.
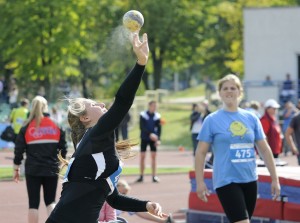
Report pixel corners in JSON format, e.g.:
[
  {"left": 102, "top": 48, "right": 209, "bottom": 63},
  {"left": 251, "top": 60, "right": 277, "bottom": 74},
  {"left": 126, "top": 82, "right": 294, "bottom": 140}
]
[
  {"left": 14, "top": 115, "right": 67, "bottom": 176},
  {"left": 260, "top": 112, "right": 282, "bottom": 155}
]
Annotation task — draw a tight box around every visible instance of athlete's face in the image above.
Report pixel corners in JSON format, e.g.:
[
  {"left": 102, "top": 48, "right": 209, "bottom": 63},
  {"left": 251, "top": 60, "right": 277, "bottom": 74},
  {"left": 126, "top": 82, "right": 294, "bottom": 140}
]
[
  {"left": 219, "top": 80, "right": 241, "bottom": 107},
  {"left": 80, "top": 100, "right": 107, "bottom": 127},
  {"left": 148, "top": 102, "right": 157, "bottom": 113},
  {"left": 266, "top": 107, "right": 278, "bottom": 117}
]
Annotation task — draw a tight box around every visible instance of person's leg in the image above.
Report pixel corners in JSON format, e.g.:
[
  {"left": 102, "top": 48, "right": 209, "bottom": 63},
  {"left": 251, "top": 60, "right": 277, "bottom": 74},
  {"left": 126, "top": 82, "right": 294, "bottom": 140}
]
[
  {"left": 216, "top": 183, "right": 252, "bottom": 223},
  {"left": 241, "top": 181, "right": 257, "bottom": 219},
  {"left": 26, "top": 175, "right": 42, "bottom": 223},
  {"left": 42, "top": 176, "right": 58, "bottom": 216},
  {"left": 28, "top": 209, "right": 39, "bottom": 223},
  {"left": 137, "top": 140, "right": 147, "bottom": 182},
  {"left": 149, "top": 141, "right": 159, "bottom": 182},
  {"left": 151, "top": 151, "right": 157, "bottom": 180}
]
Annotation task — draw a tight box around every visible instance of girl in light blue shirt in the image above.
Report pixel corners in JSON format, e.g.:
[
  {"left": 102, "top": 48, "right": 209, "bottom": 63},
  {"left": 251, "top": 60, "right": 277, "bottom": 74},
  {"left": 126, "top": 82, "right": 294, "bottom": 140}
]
[{"left": 195, "top": 74, "right": 280, "bottom": 223}]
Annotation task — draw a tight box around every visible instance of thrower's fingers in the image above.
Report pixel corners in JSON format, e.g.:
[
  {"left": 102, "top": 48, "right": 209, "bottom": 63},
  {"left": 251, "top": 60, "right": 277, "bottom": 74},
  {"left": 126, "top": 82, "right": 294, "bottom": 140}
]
[
  {"left": 138, "top": 40, "right": 148, "bottom": 49},
  {"left": 132, "top": 33, "right": 139, "bottom": 46},
  {"left": 142, "top": 33, "right": 148, "bottom": 43}
]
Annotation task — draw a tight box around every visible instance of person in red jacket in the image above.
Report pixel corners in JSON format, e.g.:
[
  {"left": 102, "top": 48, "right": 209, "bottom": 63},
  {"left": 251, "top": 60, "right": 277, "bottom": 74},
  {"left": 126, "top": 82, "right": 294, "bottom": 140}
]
[
  {"left": 260, "top": 99, "right": 283, "bottom": 158},
  {"left": 13, "top": 95, "right": 67, "bottom": 223}
]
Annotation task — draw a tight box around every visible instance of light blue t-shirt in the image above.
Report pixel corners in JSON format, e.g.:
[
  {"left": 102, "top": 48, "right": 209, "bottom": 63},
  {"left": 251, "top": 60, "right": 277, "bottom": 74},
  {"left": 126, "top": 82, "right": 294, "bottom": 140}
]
[{"left": 197, "top": 108, "right": 265, "bottom": 190}]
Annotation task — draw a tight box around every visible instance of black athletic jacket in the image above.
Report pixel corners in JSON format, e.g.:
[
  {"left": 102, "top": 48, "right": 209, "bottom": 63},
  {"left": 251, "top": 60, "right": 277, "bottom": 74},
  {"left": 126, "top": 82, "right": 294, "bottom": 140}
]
[
  {"left": 47, "top": 63, "right": 149, "bottom": 223},
  {"left": 14, "top": 114, "right": 67, "bottom": 176}
]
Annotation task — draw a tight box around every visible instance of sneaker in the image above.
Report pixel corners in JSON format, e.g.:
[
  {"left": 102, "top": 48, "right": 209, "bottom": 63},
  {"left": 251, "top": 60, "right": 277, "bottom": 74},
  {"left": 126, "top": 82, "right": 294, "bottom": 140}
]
[
  {"left": 152, "top": 176, "right": 160, "bottom": 183},
  {"left": 136, "top": 176, "right": 143, "bottom": 183}
]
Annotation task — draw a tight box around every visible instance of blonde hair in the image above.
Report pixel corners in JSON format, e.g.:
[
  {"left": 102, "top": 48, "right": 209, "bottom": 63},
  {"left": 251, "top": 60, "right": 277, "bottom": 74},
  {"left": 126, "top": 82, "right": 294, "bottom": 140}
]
[
  {"left": 117, "top": 179, "right": 131, "bottom": 194},
  {"left": 58, "top": 98, "right": 137, "bottom": 167},
  {"left": 217, "top": 74, "right": 244, "bottom": 100},
  {"left": 24, "top": 96, "right": 48, "bottom": 127}
]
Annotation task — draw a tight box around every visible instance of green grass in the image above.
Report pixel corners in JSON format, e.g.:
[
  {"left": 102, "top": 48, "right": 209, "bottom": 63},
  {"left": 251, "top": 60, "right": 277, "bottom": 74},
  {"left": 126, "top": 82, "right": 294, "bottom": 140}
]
[
  {"left": 129, "top": 106, "right": 192, "bottom": 150},
  {"left": 166, "top": 84, "right": 206, "bottom": 98},
  {"left": 122, "top": 166, "right": 192, "bottom": 175},
  {"left": 0, "top": 167, "right": 13, "bottom": 180},
  {"left": 0, "top": 166, "right": 192, "bottom": 181}
]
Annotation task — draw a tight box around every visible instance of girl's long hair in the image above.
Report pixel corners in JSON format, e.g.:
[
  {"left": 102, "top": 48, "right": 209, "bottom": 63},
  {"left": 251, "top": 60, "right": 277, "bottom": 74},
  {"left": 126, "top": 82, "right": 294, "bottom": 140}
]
[
  {"left": 23, "top": 96, "right": 48, "bottom": 127},
  {"left": 58, "top": 98, "right": 137, "bottom": 167}
]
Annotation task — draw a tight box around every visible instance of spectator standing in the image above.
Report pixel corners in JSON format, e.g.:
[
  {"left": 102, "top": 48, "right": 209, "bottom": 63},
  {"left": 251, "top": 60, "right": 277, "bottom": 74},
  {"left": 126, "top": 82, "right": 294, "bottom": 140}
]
[
  {"left": 136, "top": 100, "right": 162, "bottom": 183},
  {"left": 285, "top": 112, "right": 300, "bottom": 165},
  {"left": 10, "top": 98, "right": 30, "bottom": 140},
  {"left": 260, "top": 99, "right": 283, "bottom": 158},
  {"left": 282, "top": 101, "right": 298, "bottom": 156},
  {"left": 13, "top": 96, "right": 68, "bottom": 223},
  {"left": 190, "top": 103, "right": 202, "bottom": 156},
  {"left": 195, "top": 74, "right": 280, "bottom": 223}
]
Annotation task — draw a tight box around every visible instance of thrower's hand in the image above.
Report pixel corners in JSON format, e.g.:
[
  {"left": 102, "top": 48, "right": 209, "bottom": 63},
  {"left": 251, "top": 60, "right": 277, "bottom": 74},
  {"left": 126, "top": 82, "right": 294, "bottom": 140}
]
[
  {"left": 146, "top": 202, "right": 165, "bottom": 218},
  {"left": 132, "top": 33, "right": 149, "bottom": 66}
]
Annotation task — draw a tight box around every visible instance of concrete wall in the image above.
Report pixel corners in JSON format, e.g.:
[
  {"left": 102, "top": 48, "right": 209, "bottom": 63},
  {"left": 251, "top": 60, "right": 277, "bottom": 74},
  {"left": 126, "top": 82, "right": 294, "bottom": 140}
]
[{"left": 243, "top": 7, "right": 300, "bottom": 102}]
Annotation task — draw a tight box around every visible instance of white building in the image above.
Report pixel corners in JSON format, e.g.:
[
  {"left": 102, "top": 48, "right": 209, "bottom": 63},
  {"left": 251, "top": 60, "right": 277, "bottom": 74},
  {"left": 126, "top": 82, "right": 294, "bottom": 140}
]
[{"left": 243, "top": 7, "right": 300, "bottom": 105}]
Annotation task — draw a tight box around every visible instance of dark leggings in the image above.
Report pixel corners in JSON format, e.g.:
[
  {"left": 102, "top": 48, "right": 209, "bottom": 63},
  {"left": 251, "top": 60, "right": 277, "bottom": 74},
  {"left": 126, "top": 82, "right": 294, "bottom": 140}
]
[
  {"left": 216, "top": 181, "right": 257, "bottom": 223},
  {"left": 26, "top": 174, "right": 58, "bottom": 209}
]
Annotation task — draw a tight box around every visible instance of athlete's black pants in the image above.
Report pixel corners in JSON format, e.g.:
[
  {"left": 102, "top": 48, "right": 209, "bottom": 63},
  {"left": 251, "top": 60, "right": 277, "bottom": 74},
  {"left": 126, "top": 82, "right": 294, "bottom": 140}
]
[
  {"left": 26, "top": 174, "right": 58, "bottom": 209},
  {"left": 216, "top": 181, "right": 257, "bottom": 223}
]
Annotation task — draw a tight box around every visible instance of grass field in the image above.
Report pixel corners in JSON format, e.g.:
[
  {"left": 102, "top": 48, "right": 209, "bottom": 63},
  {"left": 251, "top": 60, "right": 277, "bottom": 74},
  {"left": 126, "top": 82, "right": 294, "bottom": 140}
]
[
  {"left": 126, "top": 84, "right": 210, "bottom": 150},
  {"left": 0, "top": 166, "right": 192, "bottom": 181}
]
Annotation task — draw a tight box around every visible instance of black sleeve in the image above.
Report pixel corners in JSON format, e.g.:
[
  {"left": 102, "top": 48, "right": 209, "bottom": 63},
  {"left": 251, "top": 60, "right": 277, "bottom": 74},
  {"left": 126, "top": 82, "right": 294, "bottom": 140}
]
[
  {"left": 90, "top": 63, "right": 145, "bottom": 138},
  {"left": 58, "top": 128, "right": 68, "bottom": 159},
  {"left": 13, "top": 127, "right": 27, "bottom": 165},
  {"left": 106, "top": 188, "right": 148, "bottom": 212}
]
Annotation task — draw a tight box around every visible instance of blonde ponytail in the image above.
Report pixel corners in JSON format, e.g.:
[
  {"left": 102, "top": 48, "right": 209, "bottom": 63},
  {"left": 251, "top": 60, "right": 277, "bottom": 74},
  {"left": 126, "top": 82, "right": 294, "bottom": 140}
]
[{"left": 24, "top": 96, "right": 48, "bottom": 127}]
